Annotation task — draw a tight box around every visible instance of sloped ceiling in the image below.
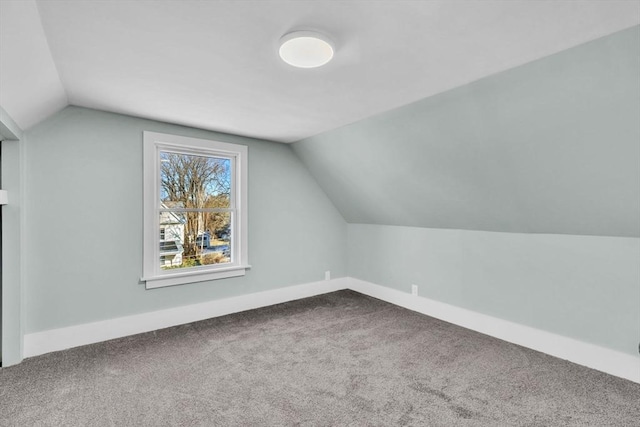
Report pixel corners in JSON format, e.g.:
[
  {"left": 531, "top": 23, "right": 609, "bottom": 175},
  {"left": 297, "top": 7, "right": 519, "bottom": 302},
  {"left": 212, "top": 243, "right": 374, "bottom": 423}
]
[
  {"left": 1, "top": 1, "right": 638, "bottom": 237},
  {"left": 0, "top": 0, "right": 638, "bottom": 142},
  {"left": 0, "top": 0, "right": 67, "bottom": 131},
  {"left": 293, "top": 26, "right": 640, "bottom": 237}
]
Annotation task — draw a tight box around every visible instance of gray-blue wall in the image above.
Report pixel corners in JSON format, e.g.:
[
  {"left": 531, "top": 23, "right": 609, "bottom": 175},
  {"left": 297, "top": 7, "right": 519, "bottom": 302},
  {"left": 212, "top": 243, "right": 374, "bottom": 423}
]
[
  {"left": 348, "top": 224, "right": 639, "bottom": 356},
  {"left": 23, "top": 107, "right": 346, "bottom": 333},
  {"left": 1, "top": 138, "right": 24, "bottom": 366},
  {"left": 293, "top": 26, "right": 640, "bottom": 238}
]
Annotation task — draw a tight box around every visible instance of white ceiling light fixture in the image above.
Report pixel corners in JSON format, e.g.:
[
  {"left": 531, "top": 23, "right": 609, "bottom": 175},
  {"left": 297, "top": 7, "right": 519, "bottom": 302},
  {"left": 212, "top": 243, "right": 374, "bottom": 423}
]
[{"left": 279, "top": 31, "right": 334, "bottom": 68}]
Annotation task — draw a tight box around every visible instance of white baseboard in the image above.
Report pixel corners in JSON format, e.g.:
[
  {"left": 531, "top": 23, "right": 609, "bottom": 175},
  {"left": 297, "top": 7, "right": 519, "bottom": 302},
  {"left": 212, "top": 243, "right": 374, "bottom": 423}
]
[
  {"left": 348, "top": 277, "right": 640, "bottom": 384},
  {"left": 22, "top": 276, "right": 639, "bottom": 384},
  {"left": 23, "top": 277, "right": 350, "bottom": 359}
]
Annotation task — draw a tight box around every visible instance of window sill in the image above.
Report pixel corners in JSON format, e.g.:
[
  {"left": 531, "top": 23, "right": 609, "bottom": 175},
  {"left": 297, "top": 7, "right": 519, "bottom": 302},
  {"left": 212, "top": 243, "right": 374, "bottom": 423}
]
[{"left": 142, "top": 264, "right": 251, "bottom": 289}]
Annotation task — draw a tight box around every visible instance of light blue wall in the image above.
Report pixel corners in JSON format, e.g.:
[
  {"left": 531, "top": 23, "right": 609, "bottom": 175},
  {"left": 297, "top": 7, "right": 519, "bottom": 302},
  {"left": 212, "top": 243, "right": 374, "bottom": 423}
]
[
  {"left": 2, "top": 106, "right": 26, "bottom": 366},
  {"left": 1, "top": 138, "right": 25, "bottom": 366},
  {"left": 23, "top": 106, "right": 346, "bottom": 333},
  {"left": 348, "top": 224, "right": 640, "bottom": 356},
  {"left": 293, "top": 26, "right": 640, "bottom": 238}
]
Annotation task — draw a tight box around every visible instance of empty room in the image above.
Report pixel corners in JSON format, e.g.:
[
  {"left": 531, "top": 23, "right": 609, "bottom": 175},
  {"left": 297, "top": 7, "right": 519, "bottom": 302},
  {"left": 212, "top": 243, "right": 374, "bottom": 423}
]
[{"left": 1, "top": 0, "right": 639, "bottom": 425}]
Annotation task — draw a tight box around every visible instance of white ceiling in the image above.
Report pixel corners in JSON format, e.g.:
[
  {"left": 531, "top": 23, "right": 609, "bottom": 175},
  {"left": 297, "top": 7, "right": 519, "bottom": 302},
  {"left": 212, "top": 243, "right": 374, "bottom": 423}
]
[
  {"left": 1, "top": 0, "right": 639, "bottom": 143},
  {"left": 0, "top": 0, "right": 67, "bottom": 132}
]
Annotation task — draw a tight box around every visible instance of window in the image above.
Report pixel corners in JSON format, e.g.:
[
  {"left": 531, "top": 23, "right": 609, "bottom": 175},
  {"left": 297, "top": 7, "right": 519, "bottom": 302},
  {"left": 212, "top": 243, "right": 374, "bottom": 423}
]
[{"left": 142, "top": 131, "right": 249, "bottom": 289}]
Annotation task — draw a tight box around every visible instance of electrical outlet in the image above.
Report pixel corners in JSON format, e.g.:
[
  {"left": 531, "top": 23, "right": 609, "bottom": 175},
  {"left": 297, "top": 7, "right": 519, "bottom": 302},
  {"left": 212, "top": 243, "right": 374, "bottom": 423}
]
[
  {"left": 411, "top": 284, "right": 418, "bottom": 296},
  {"left": 325, "top": 271, "right": 331, "bottom": 281}
]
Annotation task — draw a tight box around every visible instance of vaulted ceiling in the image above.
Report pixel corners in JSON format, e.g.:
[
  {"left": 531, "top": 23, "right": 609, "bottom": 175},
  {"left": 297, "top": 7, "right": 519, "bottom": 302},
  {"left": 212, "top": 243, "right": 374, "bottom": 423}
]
[
  {"left": 1, "top": 0, "right": 638, "bottom": 142},
  {"left": 293, "top": 26, "right": 640, "bottom": 237}
]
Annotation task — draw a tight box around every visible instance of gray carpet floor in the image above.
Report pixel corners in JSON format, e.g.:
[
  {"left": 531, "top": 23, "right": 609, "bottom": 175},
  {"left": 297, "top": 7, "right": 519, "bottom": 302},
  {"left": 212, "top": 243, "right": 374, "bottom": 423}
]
[{"left": 1, "top": 290, "right": 639, "bottom": 426}]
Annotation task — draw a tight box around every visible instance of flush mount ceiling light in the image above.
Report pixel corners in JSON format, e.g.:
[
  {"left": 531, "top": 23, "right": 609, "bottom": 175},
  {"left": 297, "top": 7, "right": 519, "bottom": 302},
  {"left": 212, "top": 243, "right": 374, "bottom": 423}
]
[{"left": 279, "top": 31, "right": 334, "bottom": 68}]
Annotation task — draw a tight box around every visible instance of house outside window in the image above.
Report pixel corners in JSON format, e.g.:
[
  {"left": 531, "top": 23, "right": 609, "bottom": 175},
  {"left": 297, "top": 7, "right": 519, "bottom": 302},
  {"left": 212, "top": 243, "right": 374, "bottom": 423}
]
[{"left": 142, "top": 131, "right": 249, "bottom": 289}]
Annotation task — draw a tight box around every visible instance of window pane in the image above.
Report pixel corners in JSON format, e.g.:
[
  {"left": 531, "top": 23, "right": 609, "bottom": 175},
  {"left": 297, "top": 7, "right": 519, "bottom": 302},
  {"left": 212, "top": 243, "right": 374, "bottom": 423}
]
[
  {"left": 159, "top": 211, "right": 232, "bottom": 270},
  {"left": 200, "top": 212, "right": 232, "bottom": 266},
  {"left": 160, "top": 151, "right": 231, "bottom": 209}
]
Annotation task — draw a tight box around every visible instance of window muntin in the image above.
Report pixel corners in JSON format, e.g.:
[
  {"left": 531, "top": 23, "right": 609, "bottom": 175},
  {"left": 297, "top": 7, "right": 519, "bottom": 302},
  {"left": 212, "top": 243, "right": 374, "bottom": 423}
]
[{"left": 143, "top": 132, "right": 248, "bottom": 289}]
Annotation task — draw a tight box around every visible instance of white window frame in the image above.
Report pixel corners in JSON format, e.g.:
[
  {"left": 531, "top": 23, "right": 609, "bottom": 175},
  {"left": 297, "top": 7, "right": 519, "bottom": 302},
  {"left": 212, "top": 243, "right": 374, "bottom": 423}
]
[{"left": 142, "top": 131, "right": 249, "bottom": 289}]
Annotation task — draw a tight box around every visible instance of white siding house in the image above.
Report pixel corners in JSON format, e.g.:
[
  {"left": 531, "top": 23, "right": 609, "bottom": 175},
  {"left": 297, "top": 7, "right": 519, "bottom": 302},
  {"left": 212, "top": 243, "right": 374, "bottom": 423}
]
[{"left": 159, "top": 203, "right": 185, "bottom": 267}]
